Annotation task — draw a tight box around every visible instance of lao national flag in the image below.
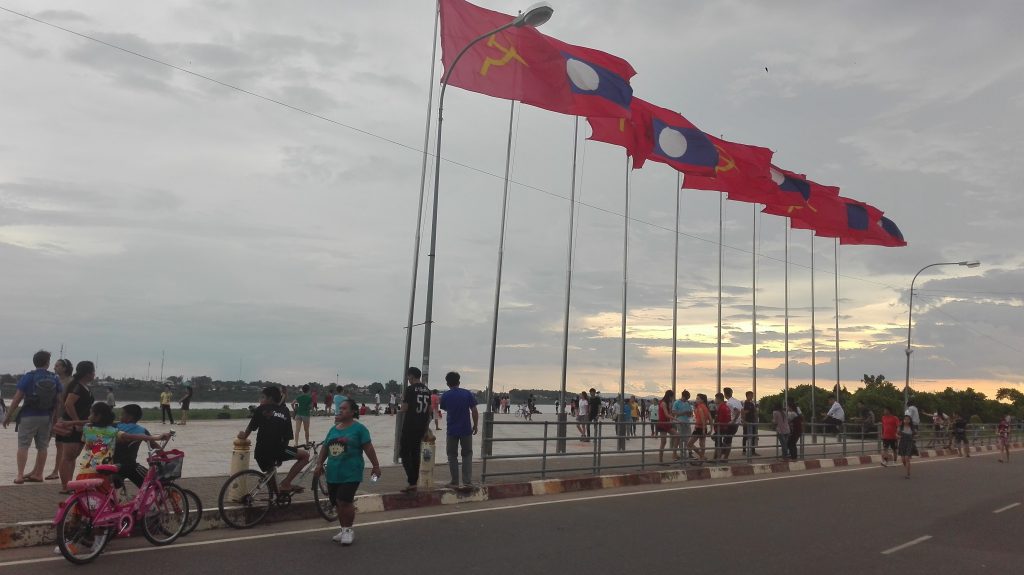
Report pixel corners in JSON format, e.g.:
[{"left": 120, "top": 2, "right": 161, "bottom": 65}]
[
  {"left": 803, "top": 197, "right": 877, "bottom": 239},
  {"left": 440, "top": 0, "right": 635, "bottom": 118},
  {"left": 839, "top": 208, "right": 907, "bottom": 247},
  {"left": 875, "top": 216, "right": 907, "bottom": 246},
  {"left": 682, "top": 135, "right": 777, "bottom": 202},
  {"left": 632, "top": 99, "right": 718, "bottom": 176}
]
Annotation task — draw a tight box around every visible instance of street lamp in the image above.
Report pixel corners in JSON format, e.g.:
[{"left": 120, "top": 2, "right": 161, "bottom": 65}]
[
  {"left": 903, "top": 260, "right": 980, "bottom": 408},
  {"left": 419, "top": 2, "right": 553, "bottom": 384}
]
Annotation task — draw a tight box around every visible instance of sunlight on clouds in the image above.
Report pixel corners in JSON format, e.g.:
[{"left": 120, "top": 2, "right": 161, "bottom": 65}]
[{"left": 0, "top": 226, "right": 125, "bottom": 256}]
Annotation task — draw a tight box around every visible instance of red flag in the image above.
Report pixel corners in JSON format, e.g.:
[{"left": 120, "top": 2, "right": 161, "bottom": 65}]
[
  {"left": 682, "top": 135, "right": 777, "bottom": 202},
  {"left": 631, "top": 99, "right": 718, "bottom": 176},
  {"left": 838, "top": 207, "right": 907, "bottom": 247},
  {"left": 440, "top": 0, "right": 635, "bottom": 118},
  {"left": 587, "top": 116, "right": 646, "bottom": 168},
  {"left": 761, "top": 167, "right": 840, "bottom": 222}
]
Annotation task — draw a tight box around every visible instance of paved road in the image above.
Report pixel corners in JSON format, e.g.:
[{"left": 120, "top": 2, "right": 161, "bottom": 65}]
[{"left": 3, "top": 452, "right": 1021, "bottom": 574}]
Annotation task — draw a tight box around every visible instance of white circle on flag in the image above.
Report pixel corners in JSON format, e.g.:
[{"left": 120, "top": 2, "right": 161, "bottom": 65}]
[
  {"left": 566, "top": 58, "right": 600, "bottom": 92},
  {"left": 770, "top": 167, "right": 784, "bottom": 185},
  {"left": 658, "top": 127, "right": 688, "bottom": 158}
]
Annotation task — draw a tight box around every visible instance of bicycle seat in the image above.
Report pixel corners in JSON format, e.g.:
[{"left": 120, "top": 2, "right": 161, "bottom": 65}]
[
  {"left": 67, "top": 478, "right": 106, "bottom": 491},
  {"left": 96, "top": 464, "right": 121, "bottom": 475}
]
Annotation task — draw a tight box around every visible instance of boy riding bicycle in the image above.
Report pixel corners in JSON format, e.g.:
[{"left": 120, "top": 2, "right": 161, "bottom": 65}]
[{"left": 237, "top": 386, "right": 309, "bottom": 492}]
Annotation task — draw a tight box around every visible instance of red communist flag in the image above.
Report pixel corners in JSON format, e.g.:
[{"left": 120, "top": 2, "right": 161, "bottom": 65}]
[
  {"left": 682, "top": 135, "right": 776, "bottom": 202},
  {"left": 761, "top": 168, "right": 840, "bottom": 225},
  {"left": 440, "top": 0, "right": 636, "bottom": 118},
  {"left": 587, "top": 115, "right": 646, "bottom": 168}
]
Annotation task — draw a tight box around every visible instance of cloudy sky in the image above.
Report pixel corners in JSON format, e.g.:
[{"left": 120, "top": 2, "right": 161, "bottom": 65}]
[{"left": 1, "top": 0, "right": 1022, "bottom": 399}]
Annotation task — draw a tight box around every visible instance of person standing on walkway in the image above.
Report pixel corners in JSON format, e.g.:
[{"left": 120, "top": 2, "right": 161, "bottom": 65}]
[
  {"left": 823, "top": 396, "right": 844, "bottom": 436},
  {"left": 440, "top": 371, "right": 478, "bottom": 488},
  {"left": 431, "top": 389, "right": 442, "bottom": 431},
  {"left": 576, "top": 391, "right": 590, "bottom": 441},
  {"left": 588, "top": 388, "right": 600, "bottom": 439},
  {"left": 897, "top": 414, "right": 916, "bottom": 478},
  {"left": 314, "top": 399, "right": 382, "bottom": 546},
  {"left": 724, "top": 388, "right": 743, "bottom": 457},
  {"left": 105, "top": 386, "right": 116, "bottom": 408},
  {"left": 398, "top": 367, "right": 431, "bottom": 494},
  {"left": 879, "top": 407, "right": 899, "bottom": 466},
  {"left": 741, "top": 391, "right": 759, "bottom": 456},
  {"left": 655, "top": 390, "right": 675, "bottom": 462},
  {"left": 45, "top": 358, "right": 74, "bottom": 481},
  {"left": 997, "top": 414, "right": 1011, "bottom": 463},
  {"left": 786, "top": 400, "right": 802, "bottom": 460},
  {"left": 374, "top": 392, "right": 381, "bottom": 415},
  {"left": 3, "top": 350, "right": 63, "bottom": 484},
  {"left": 179, "top": 385, "right": 193, "bottom": 425},
  {"left": 673, "top": 390, "right": 694, "bottom": 460},
  {"left": 292, "top": 384, "right": 313, "bottom": 447},
  {"left": 713, "top": 392, "right": 733, "bottom": 462},
  {"left": 159, "top": 384, "right": 174, "bottom": 424},
  {"left": 951, "top": 412, "right": 970, "bottom": 457},
  {"left": 771, "top": 402, "right": 790, "bottom": 460},
  {"left": 685, "top": 394, "right": 712, "bottom": 464},
  {"left": 56, "top": 360, "right": 96, "bottom": 491}
]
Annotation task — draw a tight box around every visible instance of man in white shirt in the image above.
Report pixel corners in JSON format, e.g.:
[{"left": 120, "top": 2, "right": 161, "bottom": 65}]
[
  {"left": 824, "top": 396, "right": 845, "bottom": 435},
  {"left": 575, "top": 391, "right": 590, "bottom": 442}
]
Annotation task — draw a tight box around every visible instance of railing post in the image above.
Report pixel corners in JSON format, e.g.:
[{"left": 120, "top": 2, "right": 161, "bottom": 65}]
[
  {"left": 541, "top": 421, "right": 549, "bottom": 479},
  {"left": 841, "top": 423, "right": 847, "bottom": 457}
]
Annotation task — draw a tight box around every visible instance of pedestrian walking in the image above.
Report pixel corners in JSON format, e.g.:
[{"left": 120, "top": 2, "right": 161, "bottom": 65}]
[
  {"left": 398, "top": 367, "right": 431, "bottom": 494},
  {"left": 897, "top": 415, "right": 916, "bottom": 478},
  {"left": 713, "top": 392, "right": 732, "bottom": 461},
  {"left": 2, "top": 350, "right": 63, "bottom": 484},
  {"left": 588, "top": 388, "right": 600, "bottom": 438},
  {"left": 879, "top": 407, "right": 899, "bottom": 466},
  {"left": 685, "top": 394, "right": 712, "bottom": 464},
  {"left": 292, "top": 384, "right": 313, "bottom": 446},
  {"left": 313, "top": 399, "right": 382, "bottom": 546},
  {"left": 673, "top": 390, "right": 694, "bottom": 460},
  {"left": 440, "top": 371, "right": 478, "bottom": 489},
  {"left": 741, "top": 391, "right": 759, "bottom": 456},
  {"left": 655, "top": 390, "right": 675, "bottom": 462},
  {"left": 576, "top": 391, "right": 590, "bottom": 441},
  {"left": 431, "top": 389, "right": 442, "bottom": 431},
  {"left": 952, "top": 412, "right": 970, "bottom": 457},
  {"left": 786, "top": 400, "right": 802, "bottom": 460}
]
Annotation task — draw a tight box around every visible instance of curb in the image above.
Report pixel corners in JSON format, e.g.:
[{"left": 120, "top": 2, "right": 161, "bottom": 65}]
[{"left": 3, "top": 442, "right": 1019, "bottom": 550}]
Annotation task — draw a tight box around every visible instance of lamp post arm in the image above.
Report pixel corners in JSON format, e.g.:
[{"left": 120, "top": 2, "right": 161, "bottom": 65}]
[{"left": 903, "top": 261, "right": 962, "bottom": 408}]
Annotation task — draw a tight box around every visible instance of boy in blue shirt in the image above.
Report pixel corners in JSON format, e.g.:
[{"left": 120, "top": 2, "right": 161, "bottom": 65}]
[{"left": 114, "top": 404, "right": 170, "bottom": 487}]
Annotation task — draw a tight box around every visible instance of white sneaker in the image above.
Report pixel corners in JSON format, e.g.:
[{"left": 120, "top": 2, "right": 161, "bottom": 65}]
[
  {"left": 331, "top": 529, "right": 345, "bottom": 543},
  {"left": 340, "top": 527, "right": 354, "bottom": 546}
]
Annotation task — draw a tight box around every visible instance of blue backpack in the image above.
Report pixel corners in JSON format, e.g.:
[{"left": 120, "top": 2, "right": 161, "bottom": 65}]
[{"left": 24, "top": 371, "right": 59, "bottom": 411}]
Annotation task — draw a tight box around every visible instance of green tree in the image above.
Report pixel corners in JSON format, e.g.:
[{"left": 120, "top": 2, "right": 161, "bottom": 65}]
[
  {"left": 367, "top": 381, "right": 385, "bottom": 395},
  {"left": 384, "top": 379, "right": 401, "bottom": 396}
]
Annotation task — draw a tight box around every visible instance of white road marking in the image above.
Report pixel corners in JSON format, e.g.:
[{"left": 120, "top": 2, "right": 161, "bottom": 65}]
[
  {"left": 881, "top": 535, "right": 932, "bottom": 555},
  {"left": 993, "top": 502, "right": 1021, "bottom": 514},
  {"left": 0, "top": 451, "right": 1005, "bottom": 568}
]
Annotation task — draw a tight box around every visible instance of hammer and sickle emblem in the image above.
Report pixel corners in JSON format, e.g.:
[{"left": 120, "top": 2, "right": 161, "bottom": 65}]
[
  {"left": 714, "top": 143, "right": 736, "bottom": 174},
  {"left": 480, "top": 35, "right": 528, "bottom": 76}
]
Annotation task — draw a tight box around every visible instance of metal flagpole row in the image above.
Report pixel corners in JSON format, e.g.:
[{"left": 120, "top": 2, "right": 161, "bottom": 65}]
[
  {"left": 395, "top": 2, "right": 440, "bottom": 462},
  {"left": 556, "top": 116, "right": 581, "bottom": 454},
  {"left": 671, "top": 174, "right": 680, "bottom": 394},
  {"left": 483, "top": 100, "right": 517, "bottom": 456},
  {"left": 618, "top": 156, "right": 630, "bottom": 452},
  {"left": 810, "top": 232, "right": 817, "bottom": 443}
]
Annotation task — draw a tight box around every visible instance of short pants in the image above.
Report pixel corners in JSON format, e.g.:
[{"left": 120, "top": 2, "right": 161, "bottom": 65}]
[
  {"left": 327, "top": 482, "right": 359, "bottom": 505},
  {"left": 255, "top": 446, "right": 298, "bottom": 472},
  {"left": 17, "top": 415, "right": 51, "bottom": 449}
]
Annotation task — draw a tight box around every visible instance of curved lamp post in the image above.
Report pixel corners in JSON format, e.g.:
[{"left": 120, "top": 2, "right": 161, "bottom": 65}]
[
  {"left": 903, "top": 260, "right": 980, "bottom": 408},
  {"left": 419, "top": 2, "right": 553, "bottom": 384}
]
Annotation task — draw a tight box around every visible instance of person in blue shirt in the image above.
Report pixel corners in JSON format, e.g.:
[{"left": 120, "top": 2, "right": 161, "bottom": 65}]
[
  {"left": 114, "top": 404, "right": 170, "bottom": 487},
  {"left": 672, "top": 390, "right": 695, "bottom": 460},
  {"left": 313, "top": 399, "right": 381, "bottom": 546},
  {"left": 439, "top": 372, "right": 478, "bottom": 489},
  {"left": 3, "top": 350, "right": 63, "bottom": 484}
]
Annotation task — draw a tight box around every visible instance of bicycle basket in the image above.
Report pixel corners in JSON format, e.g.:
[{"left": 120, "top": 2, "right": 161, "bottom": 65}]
[{"left": 151, "top": 449, "right": 185, "bottom": 480}]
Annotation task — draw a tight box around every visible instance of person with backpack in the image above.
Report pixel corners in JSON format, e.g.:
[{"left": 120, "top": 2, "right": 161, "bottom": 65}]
[{"left": 2, "top": 350, "right": 63, "bottom": 484}]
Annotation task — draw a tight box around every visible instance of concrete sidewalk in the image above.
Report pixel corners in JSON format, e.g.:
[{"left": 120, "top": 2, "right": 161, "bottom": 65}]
[{"left": 3, "top": 441, "right": 1018, "bottom": 550}]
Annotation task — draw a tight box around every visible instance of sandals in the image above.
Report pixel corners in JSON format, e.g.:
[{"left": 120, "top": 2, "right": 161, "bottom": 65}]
[
  {"left": 24, "top": 476, "right": 43, "bottom": 483},
  {"left": 45, "top": 473, "right": 60, "bottom": 480}
]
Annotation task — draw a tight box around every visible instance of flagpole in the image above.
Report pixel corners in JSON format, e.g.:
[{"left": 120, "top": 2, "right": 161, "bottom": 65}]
[
  {"left": 395, "top": 1, "right": 440, "bottom": 463},
  {"left": 484, "top": 100, "right": 517, "bottom": 457},
  {"left": 834, "top": 238, "right": 841, "bottom": 403},
  {"left": 671, "top": 174, "right": 680, "bottom": 394},
  {"left": 618, "top": 156, "right": 630, "bottom": 452},
  {"left": 784, "top": 223, "right": 789, "bottom": 409},
  {"left": 717, "top": 193, "right": 723, "bottom": 395},
  {"left": 556, "top": 116, "right": 580, "bottom": 454},
  {"left": 751, "top": 204, "right": 757, "bottom": 401},
  {"left": 810, "top": 231, "right": 817, "bottom": 444}
]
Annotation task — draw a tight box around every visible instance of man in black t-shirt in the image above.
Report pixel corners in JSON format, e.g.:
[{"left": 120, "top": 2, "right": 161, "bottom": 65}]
[
  {"left": 399, "top": 367, "right": 432, "bottom": 493},
  {"left": 237, "top": 386, "right": 309, "bottom": 492},
  {"left": 742, "top": 391, "right": 759, "bottom": 456}
]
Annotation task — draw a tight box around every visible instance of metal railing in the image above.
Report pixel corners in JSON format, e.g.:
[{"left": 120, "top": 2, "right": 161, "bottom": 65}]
[{"left": 479, "top": 417, "right": 1021, "bottom": 483}]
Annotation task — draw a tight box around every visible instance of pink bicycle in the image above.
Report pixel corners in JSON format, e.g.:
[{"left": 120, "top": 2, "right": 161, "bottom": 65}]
[{"left": 52, "top": 436, "right": 189, "bottom": 564}]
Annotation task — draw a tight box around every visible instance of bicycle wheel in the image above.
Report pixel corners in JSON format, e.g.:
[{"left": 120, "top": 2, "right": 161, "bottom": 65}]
[
  {"left": 312, "top": 467, "right": 337, "bottom": 522},
  {"left": 142, "top": 483, "right": 189, "bottom": 546},
  {"left": 178, "top": 488, "right": 203, "bottom": 536},
  {"left": 218, "top": 469, "right": 273, "bottom": 529},
  {"left": 55, "top": 492, "right": 113, "bottom": 565}
]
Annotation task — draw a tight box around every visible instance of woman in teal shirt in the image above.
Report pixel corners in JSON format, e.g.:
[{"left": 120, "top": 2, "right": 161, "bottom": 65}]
[{"left": 314, "top": 399, "right": 381, "bottom": 546}]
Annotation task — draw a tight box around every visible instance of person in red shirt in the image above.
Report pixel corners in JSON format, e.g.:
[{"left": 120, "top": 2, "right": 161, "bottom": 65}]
[
  {"left": 997, "top": 414, "right": 1011, "bottom": 463},
  {"left": 713, "top": 392, "right": 733, "bottom": 462},
  {"left": 879, "top": 406, "right": 900, "bottom": 466},
  {"left": 686, "top": 394, "right": 712, "bottom": 465}
]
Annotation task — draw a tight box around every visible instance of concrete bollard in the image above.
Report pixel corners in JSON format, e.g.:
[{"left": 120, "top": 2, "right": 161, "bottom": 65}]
[
  {"left": 228, "top": 437, "right": 252, "bottom": 501},
  {"left": 419, "top": 428, "right": 436, "bottom": 490}
]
